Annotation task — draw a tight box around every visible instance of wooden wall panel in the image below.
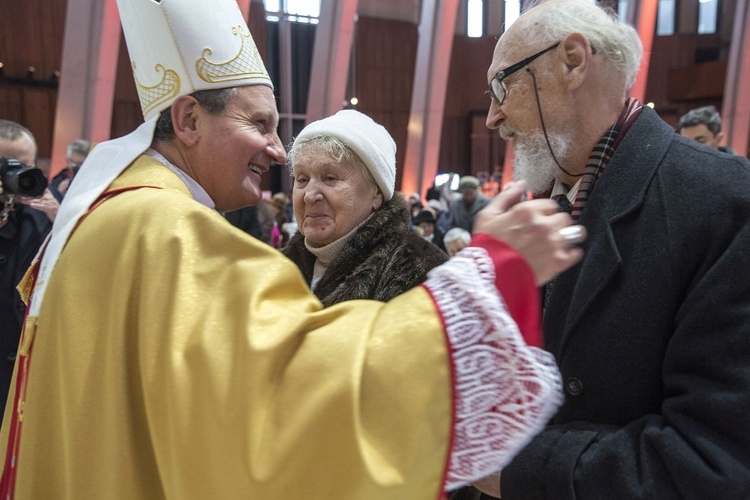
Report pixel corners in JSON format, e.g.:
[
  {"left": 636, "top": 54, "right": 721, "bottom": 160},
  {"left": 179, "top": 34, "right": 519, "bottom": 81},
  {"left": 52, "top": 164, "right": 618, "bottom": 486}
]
[
  {"left": 355, "top": 16, "right": 418, "bottom": 189},
  {"left": 441, "top": 35, "right": 496, "bottom": 176},
  {"left": 0, "top": 0, "right": 67, "bottom": 159},
  {"left": 646, "top": 33, "right": 726, "bottom": 126},
  {"left": 0, "top": 88, "right": 24, "bottom": 124},
  {"left": 23, "top": 88, "right": 57, "bottom": 157},
  {"left": 0, "top": 0, "right": 65, "bottom": 79},
  {"left": 110, "top": 30, "right": 141, "bottom": 139},
  {"left": 248, "top": 0, "right": 269, "bottom": 62}
]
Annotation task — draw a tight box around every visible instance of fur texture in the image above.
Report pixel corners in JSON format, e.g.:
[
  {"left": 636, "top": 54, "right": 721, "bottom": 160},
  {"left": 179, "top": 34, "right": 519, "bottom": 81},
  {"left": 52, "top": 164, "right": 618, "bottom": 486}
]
[{"left": 283, "top": 193, "right": 448, "bottom": 307}]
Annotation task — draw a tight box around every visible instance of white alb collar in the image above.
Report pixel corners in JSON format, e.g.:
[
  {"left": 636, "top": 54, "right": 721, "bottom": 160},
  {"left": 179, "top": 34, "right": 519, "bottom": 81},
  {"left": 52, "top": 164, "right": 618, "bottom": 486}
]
[{"left": 145, "top": 149, "right": 215, "bottom": 210}]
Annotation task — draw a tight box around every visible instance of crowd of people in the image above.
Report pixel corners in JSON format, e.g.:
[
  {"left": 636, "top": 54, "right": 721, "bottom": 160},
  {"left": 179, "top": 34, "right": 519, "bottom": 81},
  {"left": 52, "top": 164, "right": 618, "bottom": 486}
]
[{"left": 0, "top": 0, "right": 748, "bottom": 498}]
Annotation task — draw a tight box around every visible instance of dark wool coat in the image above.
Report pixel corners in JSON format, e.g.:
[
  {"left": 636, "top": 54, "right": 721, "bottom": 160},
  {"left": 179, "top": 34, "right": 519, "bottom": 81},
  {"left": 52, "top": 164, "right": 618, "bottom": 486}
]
[
  {"left": 282, "top": 193, "right": 448, "bottom": 307},
  {"left": 461, "top": 106, "right": 750, "bottom": 499}
]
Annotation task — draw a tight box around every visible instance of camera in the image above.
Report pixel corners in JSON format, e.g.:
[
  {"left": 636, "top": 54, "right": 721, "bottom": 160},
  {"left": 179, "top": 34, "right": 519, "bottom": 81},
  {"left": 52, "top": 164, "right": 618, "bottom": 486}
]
[{"left": 0, "top": 157, "right": 48, "bottom": 197}]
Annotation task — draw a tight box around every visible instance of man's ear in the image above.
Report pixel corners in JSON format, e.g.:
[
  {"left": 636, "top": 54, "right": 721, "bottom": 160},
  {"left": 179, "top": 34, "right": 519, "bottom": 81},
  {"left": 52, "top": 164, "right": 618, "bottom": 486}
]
[
  {"left": 560, "top": 33, "right": 591, "bottom": 91},
  {"left": 171, "top": 95, "right": 201, "bottom": 146}
]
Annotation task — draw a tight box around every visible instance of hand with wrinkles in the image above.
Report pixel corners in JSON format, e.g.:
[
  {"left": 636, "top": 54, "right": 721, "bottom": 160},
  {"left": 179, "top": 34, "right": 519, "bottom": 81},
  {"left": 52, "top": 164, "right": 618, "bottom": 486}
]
[{"left": 473, "top": 181, "right": 586, "bottom": 286}]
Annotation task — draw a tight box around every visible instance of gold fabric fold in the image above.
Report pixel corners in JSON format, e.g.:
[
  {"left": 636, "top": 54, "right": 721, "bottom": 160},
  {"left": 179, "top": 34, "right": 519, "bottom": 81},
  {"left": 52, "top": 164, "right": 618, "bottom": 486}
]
[{"left": 0, "top": 156, "right": 453, "bottom": 499}]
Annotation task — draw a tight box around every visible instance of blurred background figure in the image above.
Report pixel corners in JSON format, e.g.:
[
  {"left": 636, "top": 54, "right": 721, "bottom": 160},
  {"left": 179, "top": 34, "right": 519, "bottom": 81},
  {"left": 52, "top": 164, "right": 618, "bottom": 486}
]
[
  {"left": 283, "top": 109, "right": 447, "bottom": 305},
  {"left": 450, "top": 175, "right": 490, "bottom": 233},
  {"left": 443, "top": 227, "right": 471, "bottom": 257},
  {"left": 224, "top": 196, "right": 279, "bottom": 248},
  {"left": 270, "top": 191, "right": 291, "bottom": 248},
  {"left": 407, "top": 192, "right": 422, "bottom": 218},
  {"left": 426, "top": 198, "right": 452, "bottom": 235},
  {"left": 50, "top": 139, "right": 93, "bottom": 195},
  {"left": 412, "top": 208, "right": 446, "bottom": 252},
  {"left": 676, "top": 105, "right": 737, "bottom": 155}
]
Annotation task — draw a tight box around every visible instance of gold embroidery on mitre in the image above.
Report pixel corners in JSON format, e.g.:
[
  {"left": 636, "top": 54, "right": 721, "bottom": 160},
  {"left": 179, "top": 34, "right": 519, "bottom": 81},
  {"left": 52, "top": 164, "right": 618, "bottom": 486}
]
[
  {"left": 132, "top": 62, "right": 181, "bottom": 116},
  {"left": 196, "top": 26, "right": 270, "bottom": 83}
]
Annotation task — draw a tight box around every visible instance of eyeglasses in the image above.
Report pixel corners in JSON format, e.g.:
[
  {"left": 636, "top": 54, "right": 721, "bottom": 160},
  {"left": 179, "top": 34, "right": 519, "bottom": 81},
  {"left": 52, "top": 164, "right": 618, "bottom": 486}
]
[{"left": 487, "top": 41, "right": 561, "bottom": 106}]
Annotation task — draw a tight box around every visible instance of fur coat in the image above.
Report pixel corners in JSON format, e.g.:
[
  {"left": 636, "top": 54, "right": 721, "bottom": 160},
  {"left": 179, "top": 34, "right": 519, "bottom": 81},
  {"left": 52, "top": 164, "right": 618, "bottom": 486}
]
[{"left": 283, "top": 193, "right": 448, "bottom": 307}]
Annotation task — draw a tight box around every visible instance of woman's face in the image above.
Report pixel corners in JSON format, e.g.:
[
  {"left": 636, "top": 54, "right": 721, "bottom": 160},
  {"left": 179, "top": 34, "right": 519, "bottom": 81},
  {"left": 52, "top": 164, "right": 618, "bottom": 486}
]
[{"left": 292, "top": 144, "right": 383, "bottom": 247}]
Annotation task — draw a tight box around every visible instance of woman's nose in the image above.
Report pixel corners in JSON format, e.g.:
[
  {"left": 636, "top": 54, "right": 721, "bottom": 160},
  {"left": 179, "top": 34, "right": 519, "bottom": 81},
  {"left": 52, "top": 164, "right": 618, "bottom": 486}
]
[{"left": 303, "top": 181, "right": 322, "bottom": 203}]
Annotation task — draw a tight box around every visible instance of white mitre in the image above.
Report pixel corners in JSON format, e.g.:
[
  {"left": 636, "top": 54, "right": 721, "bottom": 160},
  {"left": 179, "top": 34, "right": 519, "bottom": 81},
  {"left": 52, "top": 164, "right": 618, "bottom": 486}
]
[{"left": 28, "top": 0, "right": 272, "bottom": 316}]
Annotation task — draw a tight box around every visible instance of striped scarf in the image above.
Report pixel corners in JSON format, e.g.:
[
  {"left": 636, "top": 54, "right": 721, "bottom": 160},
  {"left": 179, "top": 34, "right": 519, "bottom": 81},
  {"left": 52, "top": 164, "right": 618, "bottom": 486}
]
[{"left": 569, "top": 98, "right": 643, "bottom": 221}]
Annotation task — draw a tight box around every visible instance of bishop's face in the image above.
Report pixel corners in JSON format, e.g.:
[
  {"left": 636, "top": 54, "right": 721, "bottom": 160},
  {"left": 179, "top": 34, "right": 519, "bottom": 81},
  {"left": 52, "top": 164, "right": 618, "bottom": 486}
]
[{"left": 188, "top": 85, "right": 287, "bottom": 212}]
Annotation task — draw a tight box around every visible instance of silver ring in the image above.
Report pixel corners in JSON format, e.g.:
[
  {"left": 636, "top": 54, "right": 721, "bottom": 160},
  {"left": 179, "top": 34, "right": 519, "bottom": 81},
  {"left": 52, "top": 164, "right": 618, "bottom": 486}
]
[{"left": 558, "top": 226, "right": 584, "bottom": 246}]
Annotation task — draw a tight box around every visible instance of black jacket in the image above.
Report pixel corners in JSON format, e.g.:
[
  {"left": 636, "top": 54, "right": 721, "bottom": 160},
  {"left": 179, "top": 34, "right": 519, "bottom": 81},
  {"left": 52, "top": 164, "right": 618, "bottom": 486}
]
[
  {"left": 0, "top": 204, "right": 52, "bottom": 418},
  {"left": 283, "top": 193, "right": 448, "bottom": 306},
  {"left": 463, "top": 106, "right": 750, "bottom": 499}
]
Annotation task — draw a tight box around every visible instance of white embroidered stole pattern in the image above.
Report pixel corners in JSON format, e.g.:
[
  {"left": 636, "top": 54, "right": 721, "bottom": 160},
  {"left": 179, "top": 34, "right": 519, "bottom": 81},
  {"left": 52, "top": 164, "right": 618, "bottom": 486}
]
[{"left": 422, "top": 247, "right": 563, "bottom": 490}]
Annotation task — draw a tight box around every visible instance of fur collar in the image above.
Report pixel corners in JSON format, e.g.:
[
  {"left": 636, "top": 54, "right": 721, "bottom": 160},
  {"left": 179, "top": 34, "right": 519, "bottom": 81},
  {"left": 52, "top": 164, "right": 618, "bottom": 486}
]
[{"left": 283, "top": 193, "right": 447, "bottom": 306}]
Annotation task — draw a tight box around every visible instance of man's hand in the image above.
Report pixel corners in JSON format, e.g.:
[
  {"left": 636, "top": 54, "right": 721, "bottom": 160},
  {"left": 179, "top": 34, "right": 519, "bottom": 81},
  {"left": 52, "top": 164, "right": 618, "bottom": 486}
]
[
  {"left": 58, "top": 177, "right": 71, "bottom": 194},
  {"left": 473, "top": 181, "right": 586, "bottom": 285},
  {"left": 17, "top": 188, "right": 60, "bottom": 222}
]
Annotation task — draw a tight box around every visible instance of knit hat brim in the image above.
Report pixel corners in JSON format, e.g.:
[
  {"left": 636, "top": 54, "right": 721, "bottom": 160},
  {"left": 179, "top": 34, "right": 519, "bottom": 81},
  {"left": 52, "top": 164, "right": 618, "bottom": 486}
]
[{"left": 293, "top": 110, "right": 396, "bottom": 200}]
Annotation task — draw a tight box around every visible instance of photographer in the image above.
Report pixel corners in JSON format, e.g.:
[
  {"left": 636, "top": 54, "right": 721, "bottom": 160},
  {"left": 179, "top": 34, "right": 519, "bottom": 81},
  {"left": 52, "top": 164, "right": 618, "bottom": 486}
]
[
  {"left": 0, "top": 119, "right": 57, "bottom": 421},
  {"left": 50, "top": 138, "right": 93, "bottom": 195}
]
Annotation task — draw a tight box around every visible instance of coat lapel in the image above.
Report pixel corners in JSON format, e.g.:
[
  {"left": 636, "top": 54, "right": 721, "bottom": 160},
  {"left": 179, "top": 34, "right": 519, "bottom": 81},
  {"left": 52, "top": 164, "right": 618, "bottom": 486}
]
[{"left": 545, "top": 107, "right": 674, "bottom": 357}]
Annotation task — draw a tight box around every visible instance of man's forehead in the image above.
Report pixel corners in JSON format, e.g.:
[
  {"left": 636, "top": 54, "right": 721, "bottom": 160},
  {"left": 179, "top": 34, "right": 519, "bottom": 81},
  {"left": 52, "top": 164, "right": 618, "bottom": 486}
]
[
  {"left": 0, "top": 136, "right": 36, "bottom": 165},
  {"left": 488, "top": 36, "right": 522, "bottom": 77},
  {"left": 681, "top": 124, "right": 715, "bottom": 137}
]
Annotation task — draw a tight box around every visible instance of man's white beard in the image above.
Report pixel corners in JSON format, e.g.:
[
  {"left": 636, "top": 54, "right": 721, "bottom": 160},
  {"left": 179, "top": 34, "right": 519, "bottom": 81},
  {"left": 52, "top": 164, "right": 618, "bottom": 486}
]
[{"left": 511, "top": 130, "right": 572, "bottom": 194}]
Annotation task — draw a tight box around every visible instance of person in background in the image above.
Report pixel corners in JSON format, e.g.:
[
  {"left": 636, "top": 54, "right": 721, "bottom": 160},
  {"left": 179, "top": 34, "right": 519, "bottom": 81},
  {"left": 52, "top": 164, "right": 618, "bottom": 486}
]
[
  {"left": 283, "top": 110, "right": 447, "bottom": 305},
  {"left": 270, "top": 191, "right": 291, "bottom": 248},
  {"left": 0, "top": 120, "right": 55, "bottom": 422},
  {"left": 463, "top": 0, "right": 750, "bottom": 497},
  {"left": 450, "top": 175, "right": 490, "bottom": 232},
  {"left": 223, "top": 193, "right": 281, "bottom": 248},
  {"left": 412, "top": 208, "right": 446, "bottom": 252},
  {"left": 676, "top": 105, "right": 738, "bottom": 154},
  {"left": 443, "top": 227, "right": 472, "bottom": 257},
  {"left": 407, "top": 191, "right": 423, "bottom": 218},
  {"left": 223, "top": 205, "right": 263, "bottom": 241},
  {"left": 50, "top": 139, "right": 93, "bottom": 194},
  {"left": 426, "top": 198, "right": 452, "bottom": 235},
  {"left": 0, "top": 0, "right": 584, "bottom": 497}
]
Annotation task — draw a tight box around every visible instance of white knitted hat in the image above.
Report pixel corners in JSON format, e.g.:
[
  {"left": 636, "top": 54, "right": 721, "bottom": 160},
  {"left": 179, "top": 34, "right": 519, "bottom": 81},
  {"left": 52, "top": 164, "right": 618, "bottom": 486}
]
[{"left": 294, "top": 110, "right": 397, "bottom": 200}]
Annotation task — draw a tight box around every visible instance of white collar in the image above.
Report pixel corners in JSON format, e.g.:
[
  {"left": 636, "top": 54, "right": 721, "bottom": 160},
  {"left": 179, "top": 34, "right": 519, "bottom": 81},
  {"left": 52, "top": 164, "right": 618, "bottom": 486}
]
[
  {"left": 550, "top": 178, "right": 582, "bottom": 204},
  {"left": 146, "top": 148, "right": 215, "bottom": 210}
]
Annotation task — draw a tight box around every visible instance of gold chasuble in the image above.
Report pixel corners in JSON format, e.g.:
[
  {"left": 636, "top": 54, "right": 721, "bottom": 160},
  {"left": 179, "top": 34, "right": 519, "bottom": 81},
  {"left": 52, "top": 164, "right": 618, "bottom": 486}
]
[{"left": 0, "top": 157, "right": 561, "bottom": 498}]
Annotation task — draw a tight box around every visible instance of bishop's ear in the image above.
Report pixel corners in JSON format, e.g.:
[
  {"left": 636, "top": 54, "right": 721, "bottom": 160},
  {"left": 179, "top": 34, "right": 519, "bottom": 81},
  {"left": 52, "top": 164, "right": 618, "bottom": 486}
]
[{"left": 170, "top": 95, "right": 201, "bottom": 146}]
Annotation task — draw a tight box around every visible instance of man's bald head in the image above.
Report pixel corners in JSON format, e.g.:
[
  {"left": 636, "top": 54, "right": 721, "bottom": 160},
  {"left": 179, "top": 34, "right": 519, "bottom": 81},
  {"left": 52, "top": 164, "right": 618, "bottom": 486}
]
[{"left": 496, "top": 0, "right": 642, "bottom": 91}]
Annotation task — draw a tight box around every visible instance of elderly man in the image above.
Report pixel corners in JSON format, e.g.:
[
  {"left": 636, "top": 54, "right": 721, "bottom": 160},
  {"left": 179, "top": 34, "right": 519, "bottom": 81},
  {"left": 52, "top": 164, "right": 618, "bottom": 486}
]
[
  {"left": 459, "top": 0, "right": 750, "bottom": 498},
  {"left": 676, "top": 105, "right": 738, "bottom": 155},
  {"left": 0, "top": 0, "right": 586, "bottom": 498},
  {"left": 450, "top": 175, "right": 490, "bottom": 232},
  {"left": 444, "top": 227, "right": 472, "bottom": 257}
]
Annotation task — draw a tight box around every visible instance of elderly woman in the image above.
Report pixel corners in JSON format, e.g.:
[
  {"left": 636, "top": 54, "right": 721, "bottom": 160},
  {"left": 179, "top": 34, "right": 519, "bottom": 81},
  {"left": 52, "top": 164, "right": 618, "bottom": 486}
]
[{"left": 283, "top": 110, "right": 447, "bottom": 306}]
